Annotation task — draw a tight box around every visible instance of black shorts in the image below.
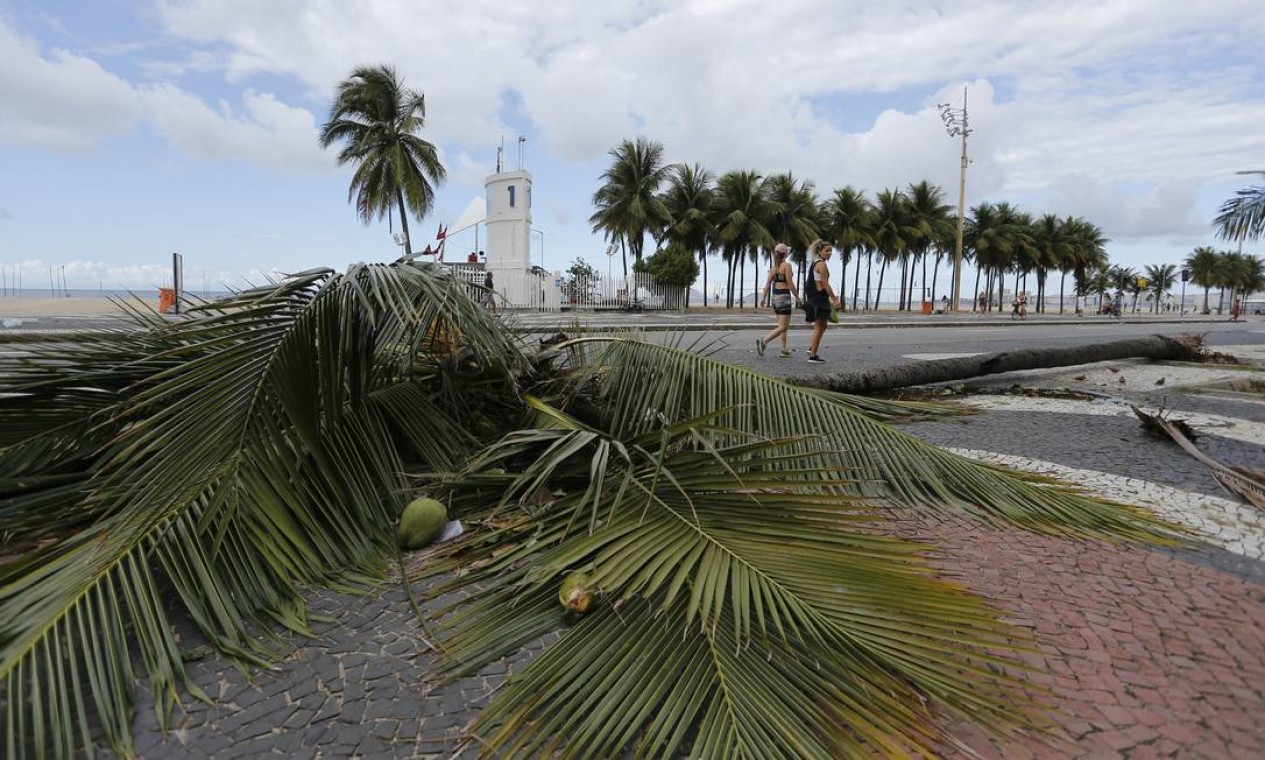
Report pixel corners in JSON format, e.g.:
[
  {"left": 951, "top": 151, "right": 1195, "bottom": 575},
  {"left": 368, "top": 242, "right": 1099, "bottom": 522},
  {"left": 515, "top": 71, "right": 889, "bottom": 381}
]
[{"left": 804, "top": 297, "right": 830, "bottom": 323}]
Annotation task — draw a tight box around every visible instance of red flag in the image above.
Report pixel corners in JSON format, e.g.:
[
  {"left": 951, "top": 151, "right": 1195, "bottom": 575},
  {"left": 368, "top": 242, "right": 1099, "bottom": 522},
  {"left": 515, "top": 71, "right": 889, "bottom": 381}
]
[{"left": 436, "top": 224, "right": 447, "bottom": 239}]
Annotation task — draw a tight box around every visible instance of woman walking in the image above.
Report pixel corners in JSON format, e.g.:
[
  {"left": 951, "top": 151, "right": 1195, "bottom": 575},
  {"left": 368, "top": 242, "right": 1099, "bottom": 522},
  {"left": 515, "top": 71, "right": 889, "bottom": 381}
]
[
  {"left": 757, "top": 243, "right": 800, "bottom": 358},
  {"left": 803, "top": 239, "right": 840, "bottom": 364}
]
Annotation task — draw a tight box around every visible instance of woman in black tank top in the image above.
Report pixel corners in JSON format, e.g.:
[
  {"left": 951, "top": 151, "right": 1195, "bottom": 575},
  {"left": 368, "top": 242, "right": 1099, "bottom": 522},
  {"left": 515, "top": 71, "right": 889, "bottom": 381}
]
[{"left": 757, "top": 243, "right": 800, "bottom": 358}]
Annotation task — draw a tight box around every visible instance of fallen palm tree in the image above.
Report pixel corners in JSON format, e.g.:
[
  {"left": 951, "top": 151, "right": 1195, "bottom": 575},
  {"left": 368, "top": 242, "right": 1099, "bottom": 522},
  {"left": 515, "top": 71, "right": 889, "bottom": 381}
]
[
  {"left": 789, "top": 335, "right": 1208, "bottom": 394},
  {"left": 1132, "top": 406, "right": 1265, "bottom": 510},
  {"left": 0, "top": 259, "right": 1185, "bottom": 759}
]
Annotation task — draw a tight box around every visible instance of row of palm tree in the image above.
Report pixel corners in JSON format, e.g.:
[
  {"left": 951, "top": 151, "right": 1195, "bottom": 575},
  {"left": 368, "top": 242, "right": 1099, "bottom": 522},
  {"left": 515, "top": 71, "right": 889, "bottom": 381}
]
[
  {"left": 589, "top": 138, "right": 1112, "bottom": 312},
  {"left": 1184, "top": 247, "right": 1265, "bottom": 314}
]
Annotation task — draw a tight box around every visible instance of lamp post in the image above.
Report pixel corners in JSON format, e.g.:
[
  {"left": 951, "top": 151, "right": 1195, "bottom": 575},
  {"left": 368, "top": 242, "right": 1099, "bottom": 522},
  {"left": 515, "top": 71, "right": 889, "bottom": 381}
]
[
  {"left": 532, "top": 228, "right": 545, "bottom": 270},
  {"left": 938, "top": 86, "right": 973, "bottom": 313}
]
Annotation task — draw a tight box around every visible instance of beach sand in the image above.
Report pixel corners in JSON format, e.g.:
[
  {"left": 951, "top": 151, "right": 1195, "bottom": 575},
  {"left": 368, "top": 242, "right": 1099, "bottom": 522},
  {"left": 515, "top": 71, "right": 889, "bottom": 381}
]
[{"left": 0, "top": 296, "right": 154, "bottom": 318}]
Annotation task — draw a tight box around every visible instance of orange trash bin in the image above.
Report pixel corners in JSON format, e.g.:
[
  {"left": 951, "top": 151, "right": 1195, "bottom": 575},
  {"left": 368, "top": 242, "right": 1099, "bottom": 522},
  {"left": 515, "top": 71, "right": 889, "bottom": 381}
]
[
  {"left": 158, "top": 288, "right": 176, "bottom": 313},
  {"left": 921, "top": 301, "right": 933, "bottom": 315}
]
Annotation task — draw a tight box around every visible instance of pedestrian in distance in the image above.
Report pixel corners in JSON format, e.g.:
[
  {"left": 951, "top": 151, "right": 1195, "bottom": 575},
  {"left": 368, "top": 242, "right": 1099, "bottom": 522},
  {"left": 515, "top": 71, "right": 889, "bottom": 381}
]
[
  {"left": 757, "top": 243, "right": 800, "bottom": 358},
  {"left": 482, "top": 270, "right": 497, "bottom": 315},
  {"left": 802, "top": 239, "right": 841, "bottom": 364},
  {"left": 1230, "top": 296, "right": 1242, "bottom": 322},
  {"left": 1075, "top": 292, "right": 1085, "bottom": 317}
]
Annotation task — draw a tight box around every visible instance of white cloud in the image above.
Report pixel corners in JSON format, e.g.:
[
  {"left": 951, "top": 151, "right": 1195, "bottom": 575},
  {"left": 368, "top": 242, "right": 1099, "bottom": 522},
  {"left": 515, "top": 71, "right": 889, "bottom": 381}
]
[
  {"left": 145, "top": 0, "right": 1265, "bottom": 245},
  {"left": 142, "top": 85, "right": 328, "bottom": 171},
  {"left": 0, "top": 21, "right": 143, "bottom": 150}
]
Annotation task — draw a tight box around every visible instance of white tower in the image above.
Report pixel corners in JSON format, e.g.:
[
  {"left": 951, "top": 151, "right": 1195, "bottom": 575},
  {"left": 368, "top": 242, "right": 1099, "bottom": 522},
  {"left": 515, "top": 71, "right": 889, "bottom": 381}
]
[{"left": 483, "top": 170, "right": 532, "bottom": 273}]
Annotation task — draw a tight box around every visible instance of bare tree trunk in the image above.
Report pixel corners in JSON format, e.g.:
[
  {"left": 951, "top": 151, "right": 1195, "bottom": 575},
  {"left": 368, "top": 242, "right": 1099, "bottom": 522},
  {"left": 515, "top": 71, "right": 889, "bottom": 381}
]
[{"left": 789, "top": 335, "right": 1204, "bottom": 393}]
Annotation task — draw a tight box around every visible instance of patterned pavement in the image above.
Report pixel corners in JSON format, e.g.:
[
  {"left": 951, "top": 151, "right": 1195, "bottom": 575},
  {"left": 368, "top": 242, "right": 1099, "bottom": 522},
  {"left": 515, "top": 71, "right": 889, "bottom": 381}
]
[{"left": 116, "top": 353, "right": 1265, "bottom": 759}]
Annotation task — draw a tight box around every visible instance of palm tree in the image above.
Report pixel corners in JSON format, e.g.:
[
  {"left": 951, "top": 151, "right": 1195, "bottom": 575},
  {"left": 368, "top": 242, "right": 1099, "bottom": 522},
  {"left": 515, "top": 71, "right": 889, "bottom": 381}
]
[
  {"left": 1143, "top": 263, "right": 1177, "bottom": 313},
  {"left": 713, "top": 170, "right": 773, "bottom": 308},
  {"left": 1214, "top": 171, "right": 1265, "bottom": 243},
  {"left": 965, "top": 203, "right": 1016, "bottom": 311},
  {"left": 823, "top": 187, "right": 873, "bottom": 311},
  {"left": 763, "top": 172, "right": 821, "bottom": 282},
  {"left": 1060, "top": 217, "right": 1108, "bottom": 313},
  {"left": 903, "top": 181, "right": 954, "bottom": 310},
  {"left": 870, "top": 188, "right": 914, "bottom": 310},
  {"left": 318, "top": 65, "right": 446, "bottom": 256},
  {"left": 590, "top": 138, "right": 673, "bottom": 278},
  {"left": 661, "top": 164, "right": 716, "bottom": 307},
  {"left": 1184, "top": 246, "right": 1220, "bottom": 313},
  {"left": 0, "top": 255, "right": 1181, "bottom": 760},
  {"left": 1031, "top": 214, "right": 1070, "bottom": 313}
]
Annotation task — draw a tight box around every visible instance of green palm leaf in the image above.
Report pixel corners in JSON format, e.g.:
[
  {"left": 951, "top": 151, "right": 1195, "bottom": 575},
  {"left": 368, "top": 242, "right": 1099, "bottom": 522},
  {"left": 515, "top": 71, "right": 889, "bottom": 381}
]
[
  {"left": 419, "top": 430, "right": 1038, "bottom": 758},
  {"left": 0, "top": 260, "right": 520, "bottom": 758},
  {"left": 552, "top": 338, "right": 1178, "bottom": 541}
]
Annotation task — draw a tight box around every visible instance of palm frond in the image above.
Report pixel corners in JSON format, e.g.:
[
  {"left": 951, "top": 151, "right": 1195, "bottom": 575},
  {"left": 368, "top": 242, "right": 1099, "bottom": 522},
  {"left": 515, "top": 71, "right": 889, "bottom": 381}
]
[
  {"left": 551, "top": 337, "right": 1181, "bottom": 542},
  {"left": 0, "top": 260, "right": 521, "bottom": 758},
  {"left": 418, "top": 430, "right": 1038, "bottom": 758}
]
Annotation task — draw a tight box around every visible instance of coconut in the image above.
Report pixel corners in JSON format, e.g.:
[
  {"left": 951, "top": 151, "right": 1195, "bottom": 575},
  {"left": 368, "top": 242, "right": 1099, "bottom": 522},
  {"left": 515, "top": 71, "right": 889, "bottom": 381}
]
[
  {"left": 558, "top": 571, "right": 596, "bottom": 614},
  {"left": 398, "top": 497, "right": 448, "bottom": 550}
]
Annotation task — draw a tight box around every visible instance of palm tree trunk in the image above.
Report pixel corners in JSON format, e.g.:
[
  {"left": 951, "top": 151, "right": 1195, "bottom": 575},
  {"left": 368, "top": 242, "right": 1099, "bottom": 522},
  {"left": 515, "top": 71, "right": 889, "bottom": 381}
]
[
  {"left": 1059, "top": 271, "right": 1066, "bottom": 314},
  {"left": 620, "top": 239, "right": 628, "bottom": 281},
  {"left": 874, "top": 260, "right": 889, "bottom": 311},
  {"left": 863, "top": 253, "right": 872, "bottom": 311},
  {"left": 972, "top": 266, "right": 982, "bottom": 311},
  {"left": 701, "top": 252, "right": 709, "bottom": 309},
  {"left": 931, "top": 255, "right": 942, "bottom": 304},
  {"left": 839, "top": 252, "right": 848, "bottom": 312},
  {"left": 395, "top": 189, "right": 413, "bottom": 256},
  {"left": 739, "top": 252, "right": 746, "bottom": 309}
]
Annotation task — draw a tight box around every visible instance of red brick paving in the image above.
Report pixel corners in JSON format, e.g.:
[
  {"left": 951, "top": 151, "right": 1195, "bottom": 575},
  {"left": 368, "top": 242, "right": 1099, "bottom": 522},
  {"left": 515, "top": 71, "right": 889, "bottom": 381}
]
[{"left": 886, "top": 515, "right": 1265, "bottom": 759}]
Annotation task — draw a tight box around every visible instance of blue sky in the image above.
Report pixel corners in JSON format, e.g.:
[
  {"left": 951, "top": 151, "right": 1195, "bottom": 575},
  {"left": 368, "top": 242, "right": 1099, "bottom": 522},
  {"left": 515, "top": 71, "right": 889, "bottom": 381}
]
[{"left": 1, "top": 0, "right": 1263, "bottom": 295}]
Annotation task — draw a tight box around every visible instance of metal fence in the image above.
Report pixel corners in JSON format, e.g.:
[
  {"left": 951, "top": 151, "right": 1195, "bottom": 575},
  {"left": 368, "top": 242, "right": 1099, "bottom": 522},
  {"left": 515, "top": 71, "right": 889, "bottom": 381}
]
[{"left": 443, "top": 266, "right": 686, "bottom": 312}]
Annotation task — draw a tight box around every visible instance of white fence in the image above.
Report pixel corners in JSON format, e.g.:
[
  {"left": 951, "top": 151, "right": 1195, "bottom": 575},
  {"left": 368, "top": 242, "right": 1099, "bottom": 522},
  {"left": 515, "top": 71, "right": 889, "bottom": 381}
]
[{"left": 443, "top": 265, "right": 686, "bottom": 312}]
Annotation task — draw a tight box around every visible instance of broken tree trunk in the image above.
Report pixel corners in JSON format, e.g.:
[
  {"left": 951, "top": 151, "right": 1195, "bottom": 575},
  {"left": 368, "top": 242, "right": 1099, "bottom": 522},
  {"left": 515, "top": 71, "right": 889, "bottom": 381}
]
[{"left": 788, "top": 335, "right": 1205, "bottom": 394}]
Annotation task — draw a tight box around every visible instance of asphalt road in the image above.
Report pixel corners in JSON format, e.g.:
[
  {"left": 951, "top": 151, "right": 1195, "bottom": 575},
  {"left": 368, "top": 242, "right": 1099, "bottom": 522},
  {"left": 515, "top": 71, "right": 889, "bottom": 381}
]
[{"left": 655, "top": 320, "right": 1265, "bottom": 376}]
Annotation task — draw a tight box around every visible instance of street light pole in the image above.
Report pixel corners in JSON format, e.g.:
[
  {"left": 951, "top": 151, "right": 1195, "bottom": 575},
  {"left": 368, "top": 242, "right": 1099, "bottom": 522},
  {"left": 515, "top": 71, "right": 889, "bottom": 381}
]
[
  {"left": 938, "top": 86, "right": 972, "bottom": 313},
  {"left": 532, "top": 228, "right": 545, "bottom": 270}
]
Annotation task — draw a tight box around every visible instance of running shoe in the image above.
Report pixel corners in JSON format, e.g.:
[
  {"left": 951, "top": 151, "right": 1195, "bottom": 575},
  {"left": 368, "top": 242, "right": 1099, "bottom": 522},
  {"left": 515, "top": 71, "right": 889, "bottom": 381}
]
[{"left": 756, "top": 338, "right": 765, "bottom": 357}]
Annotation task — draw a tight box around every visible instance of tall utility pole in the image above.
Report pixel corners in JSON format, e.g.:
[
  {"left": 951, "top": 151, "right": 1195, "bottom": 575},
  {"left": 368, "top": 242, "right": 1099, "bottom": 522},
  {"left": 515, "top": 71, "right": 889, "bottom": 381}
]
[{"left": 938, "top": 86, "right": 973, "bottom": 312}]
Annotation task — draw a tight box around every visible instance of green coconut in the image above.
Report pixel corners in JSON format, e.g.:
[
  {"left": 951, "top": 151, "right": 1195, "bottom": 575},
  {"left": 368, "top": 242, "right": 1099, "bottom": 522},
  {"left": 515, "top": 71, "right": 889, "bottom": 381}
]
[
  {"left": 558, "top": 571, "right": 596, "bottom": 614},
  {"left": 398, "top": 497, "right": 448, "bottom": 550}
]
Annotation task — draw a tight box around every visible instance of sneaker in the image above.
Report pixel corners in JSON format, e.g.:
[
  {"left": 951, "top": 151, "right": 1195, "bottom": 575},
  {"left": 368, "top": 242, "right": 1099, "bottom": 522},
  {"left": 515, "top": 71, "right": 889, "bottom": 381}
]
[
  {"left": 807, "top": 354, "right": 825, "bottom": 364},
  {"left": 778, "top": 350, "right": 792, "bottom": 359},
  {"left": 756, "top": 338, "right": 765, "bottom": 357}
]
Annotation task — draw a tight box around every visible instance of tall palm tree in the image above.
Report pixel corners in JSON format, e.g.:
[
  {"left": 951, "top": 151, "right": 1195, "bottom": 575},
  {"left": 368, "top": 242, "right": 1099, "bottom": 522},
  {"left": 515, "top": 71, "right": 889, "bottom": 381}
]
[
  {"left": 1059, "top": 217, "right": 1108, "bottom": 313},
  {"left": 713, "top": 170, "right": 773, "bottom": 308},
  {"left": 1031, "top": 214, "right": 1070, "bottom": 313},
  {"left": 590, "top": 138, "right": 673, "bottom": 278},
  {"left": 903, "top": 181, "right": 954, "bottom": 310},
  {"left": 965, "top": 203, "right": 1016, "bottom": 311},
  {"left": 661, "top": 164, "right": 716, "bottom": 306},
  {"left": 1214, "top": 171, "right": 1265, "bottom": 243},
  {"left": 763, "top": 172, "right": 821, "bottom": 281},
  {"left": 1143, "top": 263, "right": 1177, "bottom": 312},
  {"left": 318, "top": 65, "right": 446, "bottom": 256},
  {"left": 823, "top": 187, "right": 873, "bottom": 311},
  {"left": 870, "top": 188, "right": 914, "bottom": 310},
  {"left": 0, "top": 256, "right": 1181, "bottom": 760},
  {"left": 1184, "top": 246, "right": 1221, "bottom": 313}
]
